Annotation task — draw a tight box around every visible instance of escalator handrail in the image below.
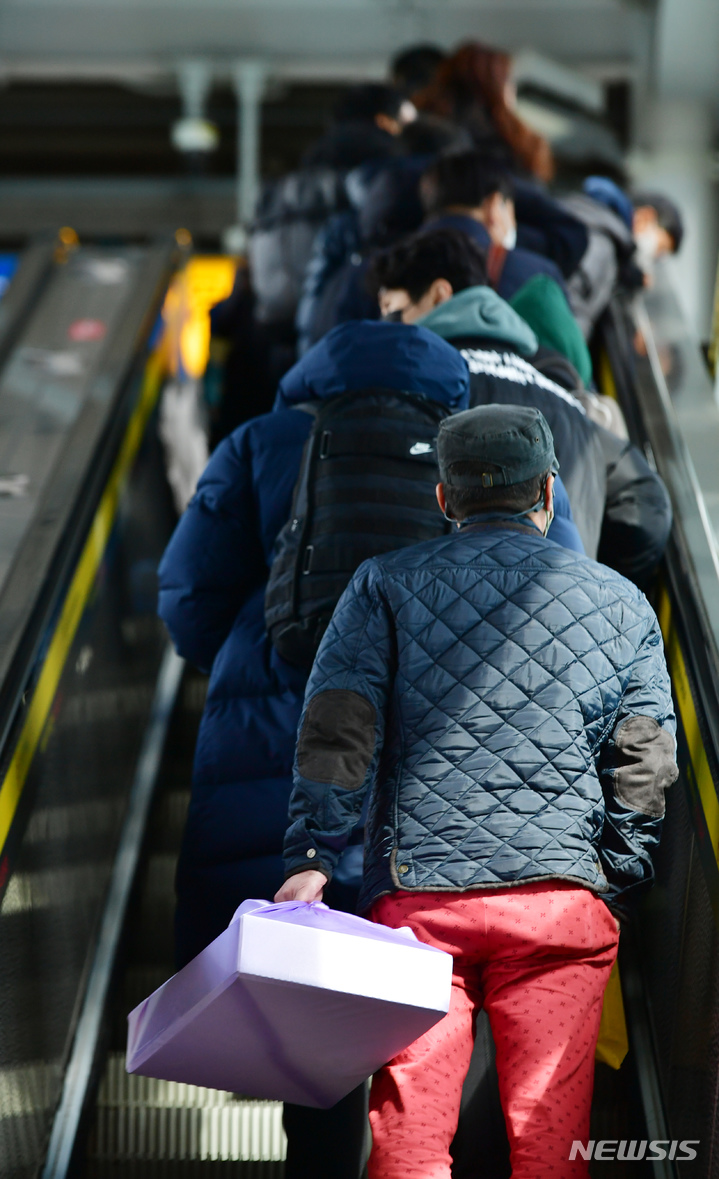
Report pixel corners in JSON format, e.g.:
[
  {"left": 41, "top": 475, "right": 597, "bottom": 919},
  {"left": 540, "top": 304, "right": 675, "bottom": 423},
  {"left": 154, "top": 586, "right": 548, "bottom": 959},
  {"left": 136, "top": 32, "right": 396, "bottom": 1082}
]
[
  {"left": 0, "top": 241, "right": 178, "bottom": 768},
  {"left": 0, "top": 237, "right": 57, "bottom": 373}
]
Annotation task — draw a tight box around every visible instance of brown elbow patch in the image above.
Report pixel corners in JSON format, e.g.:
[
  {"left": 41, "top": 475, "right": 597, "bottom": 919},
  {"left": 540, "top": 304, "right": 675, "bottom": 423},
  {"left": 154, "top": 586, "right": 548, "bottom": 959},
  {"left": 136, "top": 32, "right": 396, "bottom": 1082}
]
[
  {"left": 613, "top": 716, "right": 678, "bottom": 817},
  {"left": 297, "top": 689, "right": 377, "bottom": 789}
]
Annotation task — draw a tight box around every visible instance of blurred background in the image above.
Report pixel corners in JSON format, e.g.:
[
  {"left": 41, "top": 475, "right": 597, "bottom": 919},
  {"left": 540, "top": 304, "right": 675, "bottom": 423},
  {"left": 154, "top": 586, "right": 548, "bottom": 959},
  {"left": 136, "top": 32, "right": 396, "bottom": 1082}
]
[{"left": 0, "top": 0, "right": 715, "bottom": 335}]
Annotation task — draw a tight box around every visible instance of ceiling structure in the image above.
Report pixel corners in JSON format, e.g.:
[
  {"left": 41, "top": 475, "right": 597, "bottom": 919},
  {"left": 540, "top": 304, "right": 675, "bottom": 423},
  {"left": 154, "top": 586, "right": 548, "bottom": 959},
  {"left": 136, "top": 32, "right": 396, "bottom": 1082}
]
[
  {"left": 0, "top": 0, "right": 648, "bottom": 85},
  {"left": 0, "top": 0, "right": 715, "bottom": 334}
]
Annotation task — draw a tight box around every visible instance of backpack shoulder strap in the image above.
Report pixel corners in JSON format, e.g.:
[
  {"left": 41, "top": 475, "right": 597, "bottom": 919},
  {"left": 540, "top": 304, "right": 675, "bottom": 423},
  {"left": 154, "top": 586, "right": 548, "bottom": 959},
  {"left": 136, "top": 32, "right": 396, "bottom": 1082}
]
[{"left": 487, "top": 244, "right": 507, "bottom": 292}]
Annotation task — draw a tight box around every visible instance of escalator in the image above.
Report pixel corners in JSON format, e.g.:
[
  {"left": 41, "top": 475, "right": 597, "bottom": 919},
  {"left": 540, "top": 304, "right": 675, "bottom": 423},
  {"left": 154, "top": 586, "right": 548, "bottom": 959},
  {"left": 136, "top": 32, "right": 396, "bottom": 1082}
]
[
  {"left": 2, "top": 241, "right": 719, "bottom": 1179},
  {"left": 78, "top": 263, "right": 719, "bottom": 1179},
  {"left": 0, "top": 233, "right": 181, "bottom": 1179}
]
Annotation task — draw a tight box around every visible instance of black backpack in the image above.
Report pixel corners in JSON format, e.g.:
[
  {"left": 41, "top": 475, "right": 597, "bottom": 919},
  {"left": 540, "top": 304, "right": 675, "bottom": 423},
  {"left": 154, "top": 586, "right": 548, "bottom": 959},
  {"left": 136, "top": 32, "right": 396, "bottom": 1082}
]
[{"left": 265, "top": 388, "right": 451, "bottom": 669}]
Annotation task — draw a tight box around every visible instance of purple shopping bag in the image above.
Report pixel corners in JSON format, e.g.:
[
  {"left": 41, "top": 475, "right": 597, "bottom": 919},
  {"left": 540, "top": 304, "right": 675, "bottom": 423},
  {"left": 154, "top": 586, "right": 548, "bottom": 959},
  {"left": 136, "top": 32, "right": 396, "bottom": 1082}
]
[{"left": 126, "top": 899, "right": 452, "bottom": 1107}]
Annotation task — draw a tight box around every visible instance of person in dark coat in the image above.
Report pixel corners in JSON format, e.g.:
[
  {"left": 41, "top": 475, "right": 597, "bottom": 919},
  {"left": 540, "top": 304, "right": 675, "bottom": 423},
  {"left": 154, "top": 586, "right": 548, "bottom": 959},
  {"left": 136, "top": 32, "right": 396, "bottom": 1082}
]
[
  {"left": 421, "top": 151, "right": 573, "bottom": 302},
  {"left": 203, "top": 266, "right": 277, "bottom": 450},
  {"left": 277, "top": 404, "right": 677, "bottom": 1179},
  {"left": 159, "top": 320, "right": 473, "bottom": 961},
  {"left": 302, "top": 83, "right": 413, "bottom": 170},
  {"left": 295, "top": 118, "right": 471, "bottom": 355},
  {"left": 160, "top": 311, "right": 584, "bottom": 1174},
  {"left": 158, "top": 320, "right": 473, "bottom": 1178},
  {"left": 512, "top": 176, "right": 588, "bottom": 278},
  {"left": 247, "top": 84, "right": 415, "bottom": 364},
  {"left": 294, "top": 157, "right": 426, "bottom": 355},
  {"left": 160, "top": 310, "right": 581, "bottom": 948},
  {"left": 370, "top": 227, "right": 672, "bottom": 588},
  {"left": 391, "top": 44, "right": 446, "bottom": 99}
]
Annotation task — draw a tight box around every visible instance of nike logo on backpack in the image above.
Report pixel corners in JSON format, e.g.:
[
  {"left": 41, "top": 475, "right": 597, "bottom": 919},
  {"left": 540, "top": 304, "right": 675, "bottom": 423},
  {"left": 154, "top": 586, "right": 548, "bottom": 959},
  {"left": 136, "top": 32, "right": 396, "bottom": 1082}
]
[{"left": 410, "top": 442, "right": 432, "bottom": 455}]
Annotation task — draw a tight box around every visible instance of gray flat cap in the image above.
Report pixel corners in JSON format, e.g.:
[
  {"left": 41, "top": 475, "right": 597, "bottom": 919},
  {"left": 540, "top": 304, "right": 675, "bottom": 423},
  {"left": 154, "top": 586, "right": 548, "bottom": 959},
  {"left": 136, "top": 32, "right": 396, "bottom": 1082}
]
[{"left": 437, "top": 404, "right": 558, "bottom": 488}]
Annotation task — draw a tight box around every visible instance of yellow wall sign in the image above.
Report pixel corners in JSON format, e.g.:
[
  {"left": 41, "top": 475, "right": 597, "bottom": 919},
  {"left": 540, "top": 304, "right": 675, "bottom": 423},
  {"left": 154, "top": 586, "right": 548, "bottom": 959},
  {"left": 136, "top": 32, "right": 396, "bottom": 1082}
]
[{"left": 163, "top": 256, "right": 239, "bottom": 380}]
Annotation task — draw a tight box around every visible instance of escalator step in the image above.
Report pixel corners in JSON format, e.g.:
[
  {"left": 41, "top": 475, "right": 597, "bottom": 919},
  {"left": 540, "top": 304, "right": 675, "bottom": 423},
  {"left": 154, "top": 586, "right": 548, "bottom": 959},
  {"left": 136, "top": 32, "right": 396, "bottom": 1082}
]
[
  {"left": 147, "top": 789, "right": 191, "bottom": 850},
  {"left": 86, "top": 1162, "right": 284, "bottom": 1177},
  {"left": 87, "top": 1053, "right": 286, "bottom": 1170}
]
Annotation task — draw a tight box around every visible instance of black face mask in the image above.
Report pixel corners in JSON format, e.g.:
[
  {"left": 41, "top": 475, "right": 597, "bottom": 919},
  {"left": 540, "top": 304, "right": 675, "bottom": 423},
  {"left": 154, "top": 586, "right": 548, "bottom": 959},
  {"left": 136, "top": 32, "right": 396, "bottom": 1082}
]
[{"left": 381, "top": 309, "right": 405, "bottom": 323}]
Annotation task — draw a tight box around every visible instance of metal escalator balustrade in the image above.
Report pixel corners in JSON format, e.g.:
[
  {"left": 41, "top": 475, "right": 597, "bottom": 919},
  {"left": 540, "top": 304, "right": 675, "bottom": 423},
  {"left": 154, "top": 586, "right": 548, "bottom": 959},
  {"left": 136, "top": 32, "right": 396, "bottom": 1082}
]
[
  {"left": 598, "top": 268, "right": 719, "bottom": 1176},
  {"left": 0, "top": 235, "right": 181, "bottom": 1179}
]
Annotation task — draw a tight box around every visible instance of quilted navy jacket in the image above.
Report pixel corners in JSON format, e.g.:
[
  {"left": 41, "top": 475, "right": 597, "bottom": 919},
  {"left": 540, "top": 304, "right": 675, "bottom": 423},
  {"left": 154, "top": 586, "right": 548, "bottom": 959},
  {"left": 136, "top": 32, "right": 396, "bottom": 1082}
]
[
  {"left": 284, "top": 521, "right": 677, "bottom": 914},
  {"left": 157, "top": 321, "right": 474, "bottom": 964}
]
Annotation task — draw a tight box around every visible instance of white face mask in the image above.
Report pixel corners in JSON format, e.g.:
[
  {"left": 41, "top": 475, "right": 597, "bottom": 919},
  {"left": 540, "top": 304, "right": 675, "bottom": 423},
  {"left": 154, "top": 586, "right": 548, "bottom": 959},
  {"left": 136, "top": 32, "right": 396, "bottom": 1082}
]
[
  {"left": 635, "top": 225, "right": 661, "bottom": 276},
  {"left": 501, "top": 224, "right": 517, "bottom": 250}
]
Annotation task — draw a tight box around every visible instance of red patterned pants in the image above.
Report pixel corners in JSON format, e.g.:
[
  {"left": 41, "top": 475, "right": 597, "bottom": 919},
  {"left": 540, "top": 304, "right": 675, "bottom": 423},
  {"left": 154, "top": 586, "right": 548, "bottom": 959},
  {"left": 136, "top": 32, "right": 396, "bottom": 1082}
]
[{"left": 368, "top": 882, "right": 618, "bottom": 1179}]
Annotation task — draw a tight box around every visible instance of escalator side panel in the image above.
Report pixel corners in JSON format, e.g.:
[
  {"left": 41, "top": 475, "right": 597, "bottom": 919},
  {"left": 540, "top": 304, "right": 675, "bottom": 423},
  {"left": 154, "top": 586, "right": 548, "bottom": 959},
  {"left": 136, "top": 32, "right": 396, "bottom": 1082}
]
[
  {"left": 0, "top": 245, "right": 174, "bottom": 735},
  {"left": 0, "top": 342, "right": 169, "bottom": 897},
  {"left": 0, "top": 414, "right": 176, "bottom": 1179},
  {"left": 0, "top": 240, "right": 56, "bottom": 373},
  {"left": 631, "top": 591, "right": 719, "bottom": 1175},
  {"left": 598, "top": 292, "right": 719, "bottom": 1176},
  {"left": 636, "top": 756, "right": 719, "bottom": 1175}
]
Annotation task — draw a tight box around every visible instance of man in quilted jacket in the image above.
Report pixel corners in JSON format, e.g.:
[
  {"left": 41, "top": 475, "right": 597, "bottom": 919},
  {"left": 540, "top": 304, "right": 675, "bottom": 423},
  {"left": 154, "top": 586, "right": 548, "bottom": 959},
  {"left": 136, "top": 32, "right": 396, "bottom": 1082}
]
[{"left": 277, "top": 405, "right": 677, "bottom": 1179}]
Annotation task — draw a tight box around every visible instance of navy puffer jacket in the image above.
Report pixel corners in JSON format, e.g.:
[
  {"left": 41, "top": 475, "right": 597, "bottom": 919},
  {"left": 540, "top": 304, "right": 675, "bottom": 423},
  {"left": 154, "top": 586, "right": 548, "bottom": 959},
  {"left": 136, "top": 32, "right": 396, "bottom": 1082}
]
[
  {"left": 158, "top": 321, "right": 472, "bottom": 963},
  {"left": 284, "top": 522, "right": 677, "bottom": 915}
]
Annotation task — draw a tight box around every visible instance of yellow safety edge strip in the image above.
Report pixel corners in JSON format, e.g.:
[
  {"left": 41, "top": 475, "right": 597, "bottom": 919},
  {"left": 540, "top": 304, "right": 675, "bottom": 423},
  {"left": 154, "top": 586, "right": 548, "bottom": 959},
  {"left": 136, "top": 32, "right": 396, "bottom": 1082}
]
[
  {"left": 0, "top": 348, "right": 167, "bottom": 856},
  {"left": 598, "top": 349, "right": 619, "bottom": 402},
  {"left": 657, "top": 585, "right": 719, "bottom": 864}
]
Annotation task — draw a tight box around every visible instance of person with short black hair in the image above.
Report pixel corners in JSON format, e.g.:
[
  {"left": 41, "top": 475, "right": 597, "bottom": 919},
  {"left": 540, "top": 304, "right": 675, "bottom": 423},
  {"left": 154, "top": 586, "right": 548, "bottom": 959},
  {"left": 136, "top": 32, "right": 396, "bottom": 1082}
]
[
  {"left": 371, "top": 227, "right": 488, "bottom": 315},
  {"left": 442, "top": 458, "right": 552, "bottom": 519},
  {"left": 421, "top": 150, "right": 569, "bottom": 301},
  {"left": 391, "top": 44, "right": 446, "bottom": 98},
  {"left": 278, "top": 402, "right": 677, "bottom": 1179},
  {"left": 304, "top": 83, "right": 416, "bottom": 170},
  {"left": 369, "top": 226, "right": 672, "bottom": 588},
  {"left": 332, "top": 84, "right": 411, "bottom": 136},
  {"left": 632, "top": 191, "right": 684, "bottom": 271},
  {"left": 423, "top": 153, "right": 515, "bottom": 215},
  {"left": 560, "top": 178, "right": 684, "bottom": 336},
  {"left": 249, "top": 82, "right": 416, "bottom": 343},
  {"left": 370, "top": 224, "right": 592, "bottom": 385}
]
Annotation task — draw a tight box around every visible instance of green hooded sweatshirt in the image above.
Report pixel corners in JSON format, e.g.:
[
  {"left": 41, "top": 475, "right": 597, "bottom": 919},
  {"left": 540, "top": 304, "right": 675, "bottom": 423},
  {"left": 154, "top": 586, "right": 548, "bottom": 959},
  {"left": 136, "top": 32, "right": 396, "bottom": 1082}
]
[
  {"left": 509, "top": 274, "right": 593, "bottom": 387},
  {"left": 417, "top": 285, "right": 538, "bottom": 357}
]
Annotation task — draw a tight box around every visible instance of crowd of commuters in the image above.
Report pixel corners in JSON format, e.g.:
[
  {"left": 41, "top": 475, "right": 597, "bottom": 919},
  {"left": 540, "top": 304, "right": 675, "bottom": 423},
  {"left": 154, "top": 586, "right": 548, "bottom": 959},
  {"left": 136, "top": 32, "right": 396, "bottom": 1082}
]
[{"left": 159, "top": 40, "right": 682, "bottom": 1179}]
